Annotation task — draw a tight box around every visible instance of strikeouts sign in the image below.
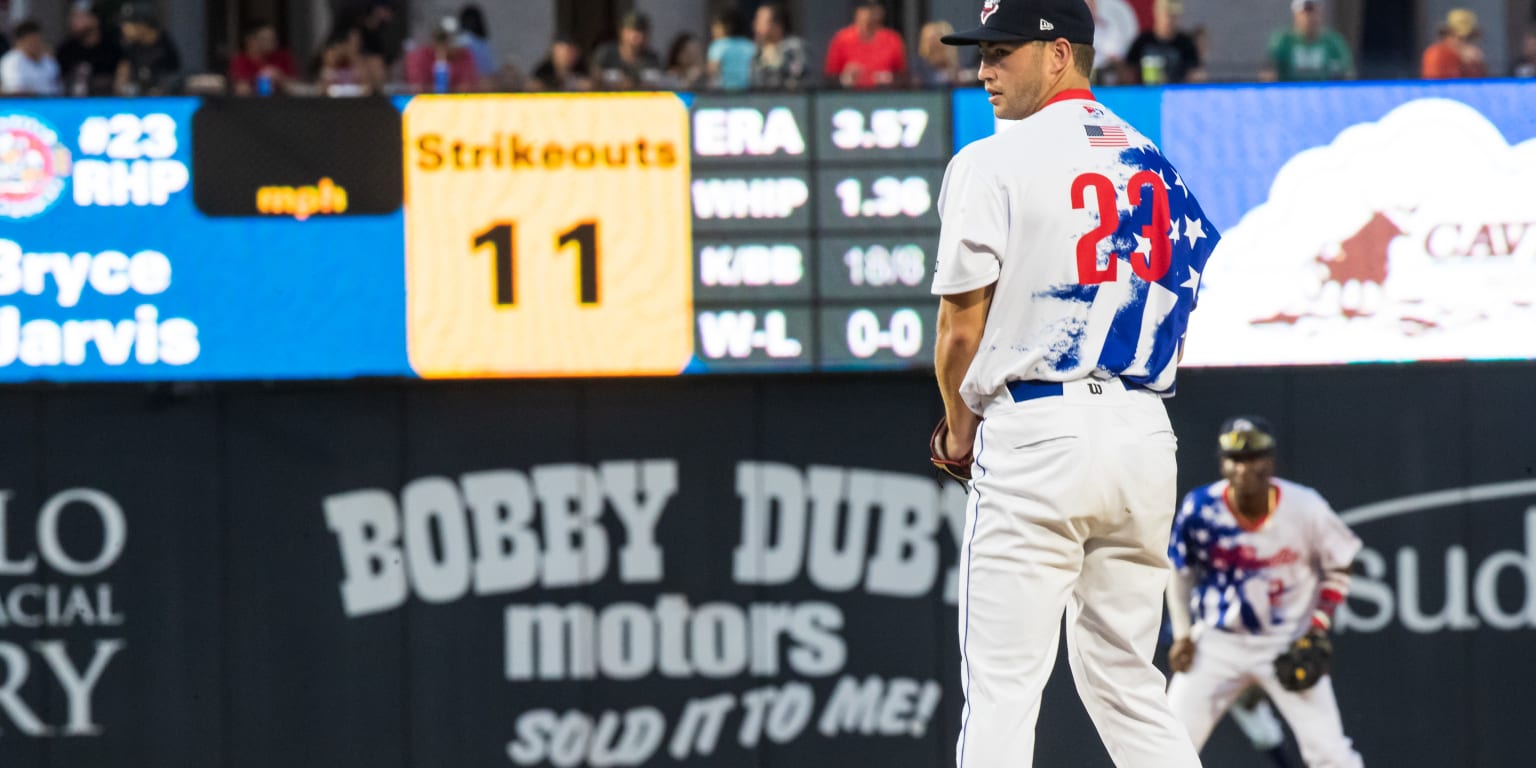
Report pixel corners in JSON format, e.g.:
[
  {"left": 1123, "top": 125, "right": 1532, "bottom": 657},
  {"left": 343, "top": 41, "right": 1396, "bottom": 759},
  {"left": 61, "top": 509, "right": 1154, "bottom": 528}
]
[{"left": 403, "top": 94, "right": 694, "bottom": 377}]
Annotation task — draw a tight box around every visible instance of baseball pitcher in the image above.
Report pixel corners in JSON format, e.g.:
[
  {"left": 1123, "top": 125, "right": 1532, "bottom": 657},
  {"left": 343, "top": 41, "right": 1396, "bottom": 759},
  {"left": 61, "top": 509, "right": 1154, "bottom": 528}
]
[{"left": 929, "top": 0, "right": 1220, "bottom": 765}]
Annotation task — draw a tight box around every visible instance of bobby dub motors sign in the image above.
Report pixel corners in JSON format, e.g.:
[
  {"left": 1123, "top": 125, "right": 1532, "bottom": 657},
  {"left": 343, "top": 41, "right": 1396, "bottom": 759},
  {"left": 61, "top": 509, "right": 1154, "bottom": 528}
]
[{"left": 323, "top": 460, "right": 965, "bottom": 766}]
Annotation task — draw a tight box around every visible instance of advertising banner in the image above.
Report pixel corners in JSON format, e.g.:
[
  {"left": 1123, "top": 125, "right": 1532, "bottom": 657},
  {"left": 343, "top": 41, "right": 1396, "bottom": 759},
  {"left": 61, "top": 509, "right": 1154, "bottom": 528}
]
[{"left": 1, "top": 364, "right": 1536, "bottom": 766}]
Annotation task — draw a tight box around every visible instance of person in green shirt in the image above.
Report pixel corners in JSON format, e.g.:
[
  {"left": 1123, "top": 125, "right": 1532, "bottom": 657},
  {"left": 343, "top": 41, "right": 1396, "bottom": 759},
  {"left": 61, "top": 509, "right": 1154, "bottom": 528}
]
[{"left": 1262, "top": 0, "right": 1354, "bottom": 81}]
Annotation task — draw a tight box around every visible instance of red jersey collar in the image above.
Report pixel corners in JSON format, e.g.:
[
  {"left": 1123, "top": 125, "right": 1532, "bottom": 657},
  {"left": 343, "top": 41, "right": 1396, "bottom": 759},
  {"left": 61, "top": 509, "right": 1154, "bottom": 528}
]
[{"left": 1043, "top": 88, "right": 1097, "bottom": 108}]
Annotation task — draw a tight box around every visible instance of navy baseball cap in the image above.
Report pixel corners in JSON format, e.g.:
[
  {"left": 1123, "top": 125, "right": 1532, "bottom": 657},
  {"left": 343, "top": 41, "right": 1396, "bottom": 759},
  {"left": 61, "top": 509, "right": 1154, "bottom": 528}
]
[
  {"left": 941, "top": 0, "right": 1095, "bottom": 46},
  {"left": 1217, "top": 416, "right": 1277, "bottom": 457}
]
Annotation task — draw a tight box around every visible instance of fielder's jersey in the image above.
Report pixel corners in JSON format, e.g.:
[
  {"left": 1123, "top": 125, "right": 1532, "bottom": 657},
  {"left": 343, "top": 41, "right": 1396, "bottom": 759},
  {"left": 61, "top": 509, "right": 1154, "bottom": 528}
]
[
  {"left": 931, "top": 90, "right": 1220, "bottom": 414},
  {"left": 1169, "top": 478, "right": 1363, "bottom": 639}
]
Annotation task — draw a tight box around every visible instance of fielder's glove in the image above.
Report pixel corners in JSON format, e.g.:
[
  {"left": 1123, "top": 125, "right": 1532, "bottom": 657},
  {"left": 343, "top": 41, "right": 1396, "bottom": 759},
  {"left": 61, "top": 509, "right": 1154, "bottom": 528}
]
[
  {"left": 929, "top": 415, "right": 973, "bottom": 486},
  {"left": 1273, "top": 629, "right": 1332, "bottom": 692}
]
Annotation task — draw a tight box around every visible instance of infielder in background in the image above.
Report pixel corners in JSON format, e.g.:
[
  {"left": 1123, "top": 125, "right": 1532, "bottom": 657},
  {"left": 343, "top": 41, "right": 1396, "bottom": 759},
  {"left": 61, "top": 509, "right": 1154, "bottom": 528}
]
[
  {"left": 927, "top": 0, "right": 1219, "bottom": 765},
  {"left": 1166, "top": 416, "right": 1364, "bottom": 767}
]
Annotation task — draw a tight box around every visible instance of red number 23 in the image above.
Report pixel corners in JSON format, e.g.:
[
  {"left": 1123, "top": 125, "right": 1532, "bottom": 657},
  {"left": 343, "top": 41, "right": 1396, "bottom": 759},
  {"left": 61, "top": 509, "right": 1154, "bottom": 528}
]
[{"left": 1070, "top": 171, "right": 1172, "bottom": 285}]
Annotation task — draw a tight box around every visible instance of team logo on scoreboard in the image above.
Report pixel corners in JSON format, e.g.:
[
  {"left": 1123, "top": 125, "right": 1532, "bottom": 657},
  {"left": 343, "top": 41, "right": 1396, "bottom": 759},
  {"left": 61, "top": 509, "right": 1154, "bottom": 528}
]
[
  {"left": 980, "top": 0, "right": 1001, "bottom": 24},
  {"left": 0, "top": 114, "right": 72, "bottom": 220}
]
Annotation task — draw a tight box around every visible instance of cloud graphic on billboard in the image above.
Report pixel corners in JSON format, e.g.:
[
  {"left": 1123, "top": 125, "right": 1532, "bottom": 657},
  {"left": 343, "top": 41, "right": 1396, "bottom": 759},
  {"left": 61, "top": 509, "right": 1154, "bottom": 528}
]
[{"left": 1184, "top": 99, "right": 1536, "bottom": 366}]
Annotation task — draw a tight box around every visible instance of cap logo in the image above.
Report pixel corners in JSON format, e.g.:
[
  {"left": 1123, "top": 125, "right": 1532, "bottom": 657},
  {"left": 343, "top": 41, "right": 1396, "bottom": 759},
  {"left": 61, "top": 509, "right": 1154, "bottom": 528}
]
[
  {"left": 980, "top": 0, "right": 1000, "bottom": 24},
  {"left": 1040, "top": 18, "right": 1055, "bottom": 31}
]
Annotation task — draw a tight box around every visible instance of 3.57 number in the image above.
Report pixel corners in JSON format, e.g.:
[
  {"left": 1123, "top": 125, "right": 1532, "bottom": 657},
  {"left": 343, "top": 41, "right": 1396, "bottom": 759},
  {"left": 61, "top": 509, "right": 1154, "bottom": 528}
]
[{"left": 473, "top": 221, "right": 600, "bottom": 306}]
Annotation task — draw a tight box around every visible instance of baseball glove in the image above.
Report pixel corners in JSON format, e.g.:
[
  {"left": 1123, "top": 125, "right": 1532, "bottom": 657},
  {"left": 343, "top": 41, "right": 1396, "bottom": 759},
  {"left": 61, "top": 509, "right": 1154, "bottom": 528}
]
[
  {"left": 930, "top": 415, "right": 973, "bottom": 485},
  {"left": 1273, "top": 629, "right": 1332, "bottom": 692}
]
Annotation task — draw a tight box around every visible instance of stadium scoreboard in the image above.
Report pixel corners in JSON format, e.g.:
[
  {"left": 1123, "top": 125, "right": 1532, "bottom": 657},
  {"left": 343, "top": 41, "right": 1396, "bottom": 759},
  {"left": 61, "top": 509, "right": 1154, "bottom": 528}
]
[
  {"left": 689, "top": 91, "right": 946, "bottom": 373},
  {"left": 397, "top": 91, "right": 948, "bottom": 377}
]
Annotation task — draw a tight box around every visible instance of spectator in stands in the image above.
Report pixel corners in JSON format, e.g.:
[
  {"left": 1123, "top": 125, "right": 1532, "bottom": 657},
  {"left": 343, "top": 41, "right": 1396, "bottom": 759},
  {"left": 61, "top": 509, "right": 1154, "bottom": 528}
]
[
  {"left": 1421, "top": 9, "right": 1487, "bottom": 79},
  {"left": 751, "top": 3, "right": 808, "bottom": 90},
  {"left": 911, "top": 21, "right": 966, "bottom": 87},
  {"left": 403, "top": 16, "right": 478, "bottom": 93},
  {"left": 1514, "top": 29, "right": 1536, "bottom": 78},
  {"left": 1262, "top": 0, "right": 1353, "bottom": 81},
  {"left": 0, "top": 20, "right": 60, "bottom": 95},
  {"left": 824, "top": 0, "right": 906, "bottom": 88},
  {"left": 319, "top": 24, "right": 385, "bottom": 95},
  {"left": 1087, "top": 0, "right": 1140, "bottom": 84},
  {"left": 56, "top": 1, "right": 120, "bottom": 96},
  {"left": 708, "top": 9, "right": 754, "bottom": 91},
  {"left": 592, "top": 12, "right": 663, "bottom": 89},
  {"left": 229, "top": 20, "right": 295, "bottom": 96},
  {"left": 116, "top": 5, "right": 181, "bottom": 95},
  {"left": 457, "top": 5, "right": 496, "bottom": 84},
  {"left": 664, "top": 32, "right": 706, "bottom": 90},
  {"left": 352, "top": 0, "right": 402, "bottom": 71},
  {"left": 1125, "top": 0, "right": 1204, "bottom": 84},
  {"left": 530, "top": 36, "right": 590, "bottom": 91}
]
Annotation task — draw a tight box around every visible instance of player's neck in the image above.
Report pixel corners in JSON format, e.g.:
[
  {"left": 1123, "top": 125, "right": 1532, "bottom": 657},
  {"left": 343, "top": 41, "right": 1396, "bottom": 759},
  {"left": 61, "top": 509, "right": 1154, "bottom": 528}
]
[{"left": 1226, "top": 483, "right": 1277, "bottom": 522}]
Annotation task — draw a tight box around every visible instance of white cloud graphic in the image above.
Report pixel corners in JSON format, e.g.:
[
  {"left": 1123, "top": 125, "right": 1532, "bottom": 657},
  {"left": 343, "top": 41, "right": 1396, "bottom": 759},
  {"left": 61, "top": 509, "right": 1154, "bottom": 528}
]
[{"left": 1185, "top": 98, "right": 1536, "bottom": 366}]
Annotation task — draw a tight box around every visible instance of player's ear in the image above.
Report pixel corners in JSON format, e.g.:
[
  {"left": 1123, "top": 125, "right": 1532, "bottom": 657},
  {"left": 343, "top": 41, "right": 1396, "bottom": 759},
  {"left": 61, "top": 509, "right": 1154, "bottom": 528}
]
[{"left": 1050, "top": 39, "right": 1076, "bottom": 76}]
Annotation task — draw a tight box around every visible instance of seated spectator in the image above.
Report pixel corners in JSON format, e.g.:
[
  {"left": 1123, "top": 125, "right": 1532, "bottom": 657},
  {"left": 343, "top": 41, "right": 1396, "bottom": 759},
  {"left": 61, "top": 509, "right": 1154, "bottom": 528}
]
[
  {"left": 1514, "top": 29, "right": 1536, "bottom": 78},
  {"left": 592, "top": 12, "right": 663, "bottom": 89},
  {"left": 116, "top": 5, "right": 182, "bottom": 95},
  {"left": 1262, "top": 0, "right": 1353, "bottom": 81},
  {"left": 708, "top": 9, "right": 754, "bottom": 91},
  {"left": 229, "top": 20, "right": 295, "bottom": 96},
  {"left": 530, "top": 36, "right": 590, "bottom": 91},
  {"left": 1125, "top": 0, "right": 1204, "bottom": 84},
  {"left": 1422, "top": 9, "right": 1487, "bottom": 79},
  {"left": 1087, "top": 0, "right": 1139, "bottom": 84},
  {"left": 457, "top": 4, "right": 496, "bottom": 86},
  {"left": 0, "top": 20, "right": 60, "bottom": 95},
  {"left": 751, "top": 3, "right": 808, "bottom": 90},
  {"left": 665, "top": 32, "right": 707, "bottom": 90},
  {"left": 403, "top": 16, "right": 478, "bottom": 93},
  {"left": 319, "top": 24, "right": 384, "bottom": 95},
  {"left": 824, "top": 0, "right": 905, "bottom": 88},
  {"left": 911, "top": 21, "right": 967, "bottom": 87},
  {"left": 56, "top": 1, "right": 121, "bottom": 96}
]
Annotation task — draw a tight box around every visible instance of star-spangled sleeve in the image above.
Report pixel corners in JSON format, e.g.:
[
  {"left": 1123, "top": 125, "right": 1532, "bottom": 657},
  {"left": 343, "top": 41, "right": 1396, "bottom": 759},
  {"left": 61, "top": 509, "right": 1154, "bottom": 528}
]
[{"left": 1168, "top": 491, "right": 1199, "bottom": 574}]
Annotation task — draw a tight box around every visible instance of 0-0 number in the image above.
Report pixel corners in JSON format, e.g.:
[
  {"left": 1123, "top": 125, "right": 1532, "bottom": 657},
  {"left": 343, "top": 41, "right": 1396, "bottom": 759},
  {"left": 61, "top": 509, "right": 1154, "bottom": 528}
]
[{"left": 473, "top": 221, "right": 600, "bottom": 306}]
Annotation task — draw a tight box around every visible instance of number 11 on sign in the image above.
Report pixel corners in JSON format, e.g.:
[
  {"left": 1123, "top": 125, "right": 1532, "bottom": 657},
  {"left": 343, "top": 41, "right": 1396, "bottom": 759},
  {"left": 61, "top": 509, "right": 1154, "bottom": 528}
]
[{"left": 474, "top": 220, "right": 601, "bottom": 307}]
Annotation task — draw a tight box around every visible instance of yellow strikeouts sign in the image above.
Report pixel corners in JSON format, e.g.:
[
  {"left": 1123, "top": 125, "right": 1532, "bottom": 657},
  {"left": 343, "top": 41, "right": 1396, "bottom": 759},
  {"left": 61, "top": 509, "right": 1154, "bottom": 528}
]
[{"left": 404, "top": 94, "right": 693, "bottom": 377}]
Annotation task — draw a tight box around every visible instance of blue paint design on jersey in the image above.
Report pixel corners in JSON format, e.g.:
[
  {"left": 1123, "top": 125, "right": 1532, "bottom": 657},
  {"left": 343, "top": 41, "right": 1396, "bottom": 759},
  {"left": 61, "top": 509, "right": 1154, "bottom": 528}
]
[
  {"left": 1089, "top": 146, "right": 1220, "bottom": 389},
  {"left": 1037, "top": 284, "right": 1101, "bottom": 303},
  {"left": 1046, "top": 320, "right": 1088, "bottom": 371},
  {"left": 1170, "top": 483, "right": 1278, "bottom": 633}
]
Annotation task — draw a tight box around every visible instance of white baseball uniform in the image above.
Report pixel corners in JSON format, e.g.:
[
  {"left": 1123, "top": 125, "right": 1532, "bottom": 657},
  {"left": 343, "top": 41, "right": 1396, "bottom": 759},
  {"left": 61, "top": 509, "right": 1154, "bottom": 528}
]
[
  {"left": 1167, "top": 477, "right": 1365, "bottom": 767},
  {"left": 933, "top": 88, "right": 1218, "bottom": 767}
]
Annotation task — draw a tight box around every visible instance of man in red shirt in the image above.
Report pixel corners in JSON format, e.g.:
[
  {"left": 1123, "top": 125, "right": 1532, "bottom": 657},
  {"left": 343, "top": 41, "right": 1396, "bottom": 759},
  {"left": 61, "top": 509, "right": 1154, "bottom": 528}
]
[
  {"left": 403, "top": 16, "right": 479, "bottom": 93},
  {"left": 229, "top": 20, "right": 295, "bottom": 95},
  {"left": 824, "top": 0, "right": 907, "bottom": 88}
]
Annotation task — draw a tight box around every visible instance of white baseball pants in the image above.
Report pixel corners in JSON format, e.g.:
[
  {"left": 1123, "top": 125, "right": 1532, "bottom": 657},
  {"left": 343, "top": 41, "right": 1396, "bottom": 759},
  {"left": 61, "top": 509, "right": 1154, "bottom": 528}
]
[
  {"left": 955, "top": 378, "right": 1201, "bottom": 768},
  {"left": 1167, "top": 629, "right": 1363, "bottom": 767}
]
